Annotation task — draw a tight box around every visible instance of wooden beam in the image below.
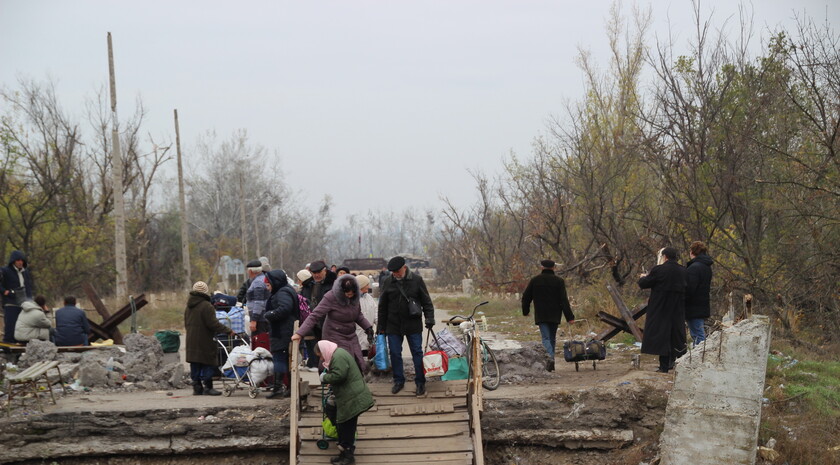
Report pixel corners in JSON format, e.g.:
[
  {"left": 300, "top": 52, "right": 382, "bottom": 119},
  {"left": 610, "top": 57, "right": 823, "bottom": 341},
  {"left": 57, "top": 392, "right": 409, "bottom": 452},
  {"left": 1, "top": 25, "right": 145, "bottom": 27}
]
[
  {"left": 82, "top": 283, "right": 124, "bottom": 343},
  {"left": 289, "top": 320, "right": 300, "bottom": 464},
  {"left": 606, "top": 284, "right": 644, "bottom": 341}
]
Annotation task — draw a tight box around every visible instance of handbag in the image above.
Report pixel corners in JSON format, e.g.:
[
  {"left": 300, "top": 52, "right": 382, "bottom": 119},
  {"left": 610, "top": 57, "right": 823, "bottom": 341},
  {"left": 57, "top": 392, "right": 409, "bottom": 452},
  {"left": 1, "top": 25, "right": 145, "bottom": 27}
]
[
  {"left": 395, "top": 282, "right": 423, "bottom": 318},
  {"left": 423, "top": 329, "right": 449, "bottom": 377}
]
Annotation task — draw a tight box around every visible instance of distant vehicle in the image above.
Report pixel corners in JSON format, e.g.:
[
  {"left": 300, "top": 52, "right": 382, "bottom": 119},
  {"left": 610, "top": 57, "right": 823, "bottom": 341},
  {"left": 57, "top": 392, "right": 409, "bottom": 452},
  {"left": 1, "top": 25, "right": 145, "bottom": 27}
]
[{"left": 341, "top": 258, "right": 388, "bottom": 276}]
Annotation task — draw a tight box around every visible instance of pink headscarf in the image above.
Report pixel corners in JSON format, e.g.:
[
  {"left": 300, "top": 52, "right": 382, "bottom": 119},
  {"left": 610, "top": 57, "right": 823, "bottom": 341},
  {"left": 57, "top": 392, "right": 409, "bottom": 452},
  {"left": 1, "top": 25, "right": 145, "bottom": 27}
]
[{"left": 317, "top": 340, "right": 338, "bottom": 369}]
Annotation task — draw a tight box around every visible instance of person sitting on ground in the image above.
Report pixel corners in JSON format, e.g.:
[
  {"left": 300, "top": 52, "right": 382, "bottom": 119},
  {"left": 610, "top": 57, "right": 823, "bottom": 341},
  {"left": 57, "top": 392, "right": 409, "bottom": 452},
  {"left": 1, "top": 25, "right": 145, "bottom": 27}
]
[
  {"left": 316, "top": 339, "right": 374, "bottom": 465},
  {"left": 15, "top": 299, "right": 53, "bottom": 343},
  {"left": 185, "top": 281, "right": 235, "bottom": 396},
  {"left": 54, "top": 296, "right": 90, "bottom": 346},
  {"left": 292, "top": 274, "right": 374, "bottom": 374}
]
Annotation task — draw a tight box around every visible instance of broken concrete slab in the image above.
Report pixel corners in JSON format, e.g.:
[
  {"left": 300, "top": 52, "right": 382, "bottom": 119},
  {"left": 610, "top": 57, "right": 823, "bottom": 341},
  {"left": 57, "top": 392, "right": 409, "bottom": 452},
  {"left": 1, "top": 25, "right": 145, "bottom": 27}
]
[{"left": 659, "top": 315, "right": 772, "bottom": 465}]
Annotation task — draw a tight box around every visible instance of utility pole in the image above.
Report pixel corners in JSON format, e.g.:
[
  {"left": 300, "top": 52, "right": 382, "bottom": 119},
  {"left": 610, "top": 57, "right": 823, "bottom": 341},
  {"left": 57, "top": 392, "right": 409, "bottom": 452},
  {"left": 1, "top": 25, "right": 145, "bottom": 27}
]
[
  {"left": 108, "top": 32, "right": 128, "bottom": 301},
  {"left": 174, "top": 109, "right": 191, "bottom": 289},
  {"left": 239, "top": 174, "right": 247, "bottom": 261}
]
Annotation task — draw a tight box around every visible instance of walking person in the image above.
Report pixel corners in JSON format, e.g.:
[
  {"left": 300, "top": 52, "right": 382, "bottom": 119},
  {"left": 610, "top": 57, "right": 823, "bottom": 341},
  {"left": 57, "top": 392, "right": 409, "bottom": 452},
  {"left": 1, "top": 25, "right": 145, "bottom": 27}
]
[
  {"left": 292, "top": 274, "right": 374, "bottom": 373},
  {"left": 685, "top": 241, "right": 713, "bottom": 346},
  {"left": 354, "top": 274, "right": 377, "bottom": 358},
  {"left": 185, "top": 281, "right": 235, "bottom": 395},
  {"left": 377, "top": 256, "right": 435, "bottom": 396},
  {"left": 316, "top": 339, "right": 374, "bottom": 465},
  {"left": 299, "top": 260, "right": 337, "bottom": 371},
  {"left": 1, "top": 250, "right": 35, "bottom": 344},
  {"left": 521, "top": 259, "right": 576, "bottom": 372},
  {"left": 264, "top": 269, "right": 298, "bottom": 399},
  {"left": 638, "top": 247, "right": 688, "bottom": 373}
]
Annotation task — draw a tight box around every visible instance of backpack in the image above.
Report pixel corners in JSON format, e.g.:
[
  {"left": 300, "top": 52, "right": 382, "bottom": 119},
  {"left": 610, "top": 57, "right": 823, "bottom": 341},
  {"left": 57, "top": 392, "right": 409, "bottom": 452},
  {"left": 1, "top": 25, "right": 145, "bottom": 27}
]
[{"left": 298, "top": 294, "right": 311, "bottom": 322}]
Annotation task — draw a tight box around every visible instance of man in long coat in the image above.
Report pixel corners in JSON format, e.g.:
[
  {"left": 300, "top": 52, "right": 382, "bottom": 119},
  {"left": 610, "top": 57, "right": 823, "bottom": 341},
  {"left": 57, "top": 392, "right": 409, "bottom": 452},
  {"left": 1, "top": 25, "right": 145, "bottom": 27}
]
[
  {"left": 522, "top": 259, "right": 575, "bottom": 372},
  {"left": 185, "top": 281, "right": 234, "bottom": 395},
  {"left": 638, "top": 247, "right": 688, "bottom": 373}
]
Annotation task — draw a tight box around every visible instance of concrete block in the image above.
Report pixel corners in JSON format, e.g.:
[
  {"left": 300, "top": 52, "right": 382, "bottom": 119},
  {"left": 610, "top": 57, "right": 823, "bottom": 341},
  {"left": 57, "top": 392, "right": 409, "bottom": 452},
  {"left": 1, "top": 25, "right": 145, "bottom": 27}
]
[{"left": 660, "top": 316, "right": 772, "bottom": 465}]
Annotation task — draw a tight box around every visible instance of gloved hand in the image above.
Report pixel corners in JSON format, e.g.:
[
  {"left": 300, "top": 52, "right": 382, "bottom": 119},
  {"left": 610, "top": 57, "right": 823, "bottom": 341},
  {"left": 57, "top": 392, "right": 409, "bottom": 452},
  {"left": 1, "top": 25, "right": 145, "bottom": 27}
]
[
  {"left": 365, "top": 327, "right": 374, "bottom": 344},
  {"left": 425, "top": 318, "right": 435, "bottom": 329},
  {"left": 319, "top": 371, "right": 327, "bottom": 383}
]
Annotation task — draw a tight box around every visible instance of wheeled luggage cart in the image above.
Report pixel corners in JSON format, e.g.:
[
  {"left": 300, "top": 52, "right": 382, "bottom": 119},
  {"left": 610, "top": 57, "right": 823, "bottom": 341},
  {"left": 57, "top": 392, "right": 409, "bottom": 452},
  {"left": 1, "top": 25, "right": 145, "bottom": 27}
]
[
  {"left": 562, "top": 318, "right": 607, "bottom": 371},
  {"left": 215, "top": 334, "right": 262, "bottom": 398}
]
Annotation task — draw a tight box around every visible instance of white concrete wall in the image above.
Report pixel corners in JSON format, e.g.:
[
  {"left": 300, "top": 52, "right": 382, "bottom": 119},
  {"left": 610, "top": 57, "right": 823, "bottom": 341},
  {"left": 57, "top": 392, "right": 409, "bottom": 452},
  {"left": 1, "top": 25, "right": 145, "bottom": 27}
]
[{"left": 659, "top": 316, "right": 772, "bottom": 465}]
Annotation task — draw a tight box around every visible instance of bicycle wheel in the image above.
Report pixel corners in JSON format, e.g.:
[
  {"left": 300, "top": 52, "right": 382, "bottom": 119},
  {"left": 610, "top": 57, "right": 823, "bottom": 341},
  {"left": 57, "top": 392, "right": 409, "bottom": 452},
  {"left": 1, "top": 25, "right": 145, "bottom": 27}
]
[{"left": 480, "top": 341, "right": 500, "bottom": 390}]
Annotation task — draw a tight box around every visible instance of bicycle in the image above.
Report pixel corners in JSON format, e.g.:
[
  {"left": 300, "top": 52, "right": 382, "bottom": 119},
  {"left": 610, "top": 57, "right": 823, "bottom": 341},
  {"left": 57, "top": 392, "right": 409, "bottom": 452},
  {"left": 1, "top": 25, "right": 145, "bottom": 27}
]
[{"left": 446, "top": 301, "right": 501, "bottom": 390}]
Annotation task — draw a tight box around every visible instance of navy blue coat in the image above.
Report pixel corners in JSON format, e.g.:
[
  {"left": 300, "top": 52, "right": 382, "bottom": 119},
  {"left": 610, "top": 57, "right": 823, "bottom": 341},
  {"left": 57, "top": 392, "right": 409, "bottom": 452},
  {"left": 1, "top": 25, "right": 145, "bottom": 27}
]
[
  {"left": 685, "top": 254, "right": 713, "bottom": 320},
  {"left": 0, "top": 251, "right": 35, "bottom": 307},
  {"left": 54, "top": 305, "right": 91, "bottom": 346}
]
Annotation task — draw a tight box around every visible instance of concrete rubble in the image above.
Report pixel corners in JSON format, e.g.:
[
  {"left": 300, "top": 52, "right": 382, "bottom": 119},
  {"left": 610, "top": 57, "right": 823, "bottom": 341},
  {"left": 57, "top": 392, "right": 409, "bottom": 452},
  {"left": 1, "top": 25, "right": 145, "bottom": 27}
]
[
  {"left": 4, "top": 333, "right": 187, "bottom": 392},
  {"left": 658, "top": 316, "right": 773, "bottom": 465}
]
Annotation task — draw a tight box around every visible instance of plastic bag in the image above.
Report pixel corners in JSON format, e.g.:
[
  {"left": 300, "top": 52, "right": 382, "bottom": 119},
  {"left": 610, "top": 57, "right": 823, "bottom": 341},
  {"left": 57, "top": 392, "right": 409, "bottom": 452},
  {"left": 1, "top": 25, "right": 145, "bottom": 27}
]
[
  {"left": 441, "top": 356, "right": 469, "bottom": 381},
  {"left": 322, "top": 417, "right": 338, "bottom": 439},
  {"left": 428, "top": 328, "right": 466, "bottom": 357},
  {"left": 374, "top": 334, "right": 390, "bottom": 371},
  {"left": 423, "top": 350, "right": 448, "bottom": 377}
]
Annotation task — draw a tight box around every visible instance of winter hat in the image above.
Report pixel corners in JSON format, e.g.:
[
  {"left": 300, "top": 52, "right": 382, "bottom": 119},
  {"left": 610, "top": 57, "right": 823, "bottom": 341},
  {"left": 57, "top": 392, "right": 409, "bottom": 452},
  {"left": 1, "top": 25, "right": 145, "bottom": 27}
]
[
  {"left": 297, "top": 269, "right": 312, "bottom": 282},
  {"left": 192, "top": 281, "right": 210, "bottom": 295},
  {"left": 387, "top": 256, "right": 406, "bottom": 272},
  {"left": 355, "top": 274, "right": 370, "bottom": 289},
  {"left": 309, "top": 260, "right": 327, "bottom": 272},
  {"left": 259, "top": 256, "right": 271, "bottom": 272}
]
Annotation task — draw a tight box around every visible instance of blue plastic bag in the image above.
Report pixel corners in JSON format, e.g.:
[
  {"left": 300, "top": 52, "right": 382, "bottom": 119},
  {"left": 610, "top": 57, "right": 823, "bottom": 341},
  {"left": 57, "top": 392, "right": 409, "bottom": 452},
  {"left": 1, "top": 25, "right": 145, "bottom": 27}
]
[
  {"left": 441, "top": 356, "right": 469, "bottom": 381},
  {"left": 374, "top": 334, "right": 390, "bottom": 371}
]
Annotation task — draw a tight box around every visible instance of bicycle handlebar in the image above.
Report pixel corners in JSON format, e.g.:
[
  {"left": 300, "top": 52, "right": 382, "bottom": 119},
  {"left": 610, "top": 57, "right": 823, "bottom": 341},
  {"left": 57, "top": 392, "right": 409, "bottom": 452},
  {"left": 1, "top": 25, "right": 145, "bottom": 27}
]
[{"left": 447, "top": 301, "right": 489, "bottom": 323}]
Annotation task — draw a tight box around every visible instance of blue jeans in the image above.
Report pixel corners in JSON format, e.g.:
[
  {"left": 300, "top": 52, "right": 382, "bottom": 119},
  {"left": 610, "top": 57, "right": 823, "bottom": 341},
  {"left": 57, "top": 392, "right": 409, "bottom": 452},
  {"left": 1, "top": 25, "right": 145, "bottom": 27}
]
[
  {"left": 687, "top": 318, "right": 706, "bottom": 345},
  {"left": 538, "top": 322, "right": 559, "bottom": 358},
  {"left": 387, "top": 332, "right": 425, "bottom": 386}
]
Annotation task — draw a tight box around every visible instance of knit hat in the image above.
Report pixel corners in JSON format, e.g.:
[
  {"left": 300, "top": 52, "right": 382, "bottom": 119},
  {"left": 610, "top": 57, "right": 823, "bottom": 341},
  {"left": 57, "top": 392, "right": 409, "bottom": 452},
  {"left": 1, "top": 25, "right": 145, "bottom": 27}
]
[
  {"left": 192, "top": 281, "right": 210, "bottom": 295},
  {"left": 297, "top": 269, "right": 312, "bottom": 282},
  {"left": 355, "top": 274, "right": 370, "bottom": 289},
  {"left": 259, "top": 256, "right": 271, "bottom": 272}
]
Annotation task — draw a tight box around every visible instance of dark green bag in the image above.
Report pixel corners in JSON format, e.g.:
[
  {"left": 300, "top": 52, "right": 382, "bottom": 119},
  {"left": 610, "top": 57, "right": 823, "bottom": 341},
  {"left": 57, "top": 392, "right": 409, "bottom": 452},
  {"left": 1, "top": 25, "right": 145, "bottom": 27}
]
[
  {"left": 155, "top": 330, "right": 181, "bottom": 353},
  {"left": 441, "top": 356, "right": 469, "bottom": 381}
]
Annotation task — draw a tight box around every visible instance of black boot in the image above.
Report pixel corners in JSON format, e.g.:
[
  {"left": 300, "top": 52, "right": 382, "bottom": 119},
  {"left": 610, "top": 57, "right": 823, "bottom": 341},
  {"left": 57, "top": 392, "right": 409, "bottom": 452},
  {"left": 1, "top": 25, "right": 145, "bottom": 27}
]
[
  {"left": 203, "top": 379, "right": 221, "bottom": 396},
  {"left": 266, "top": 378, "right": 289, "bottom": 399},
  {"left": 331, "top": 447, "right": 355, "bottom": 465},
  {"left": 192, "top": 381, "right": 204, "bottom": 396}
]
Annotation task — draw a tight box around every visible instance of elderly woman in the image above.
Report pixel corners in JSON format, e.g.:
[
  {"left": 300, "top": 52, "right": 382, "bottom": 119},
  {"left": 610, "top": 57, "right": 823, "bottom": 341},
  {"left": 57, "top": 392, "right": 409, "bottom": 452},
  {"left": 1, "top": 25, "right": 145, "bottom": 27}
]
[
  {"left": 316, "top": 340, "right": 374, "bottom": 465},
  {"left": 292, "top": 274, "right": 374, "bottom": 373}
]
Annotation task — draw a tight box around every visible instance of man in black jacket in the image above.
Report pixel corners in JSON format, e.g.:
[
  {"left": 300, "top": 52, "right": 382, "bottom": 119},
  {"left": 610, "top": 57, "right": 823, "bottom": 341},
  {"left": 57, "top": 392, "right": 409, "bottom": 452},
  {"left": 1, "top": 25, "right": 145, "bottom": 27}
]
[
  {"left": 685, "top": 241, "right": 713, "bottom": 346},
  {"left": 522, "top": 259, "right": 575, "bottom": 372},
  {"left": 1, "top": 250, "right": 35, "bottom": 344},
  {"left": 377, "top": 256, "right": 435, "bottom": 396}
]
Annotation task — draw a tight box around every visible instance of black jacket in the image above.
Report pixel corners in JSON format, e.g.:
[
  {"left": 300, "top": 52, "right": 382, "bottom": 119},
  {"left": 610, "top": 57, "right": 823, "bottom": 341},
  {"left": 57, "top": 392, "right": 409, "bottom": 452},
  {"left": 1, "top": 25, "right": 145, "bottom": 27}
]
[
  {"left": 265, "top": 269, "right": 298, "bottom": 354},
  {"left": 684, "top": 254, "right": 713, "bottom": 320},
  {"left": 300, "top": 270, "right": 337, "bottom": 310},
  {"left": 638, "top": 260, "right": 687, "bottom": 356},
  {"left": 377, "top": 269, "right": 434, "bottom": 336},
  {"left": 521, "top": 269, "right": 575, "bottom": 325},
  {"left": 1, "top": 251, "right": 35, "bottom": 307}
]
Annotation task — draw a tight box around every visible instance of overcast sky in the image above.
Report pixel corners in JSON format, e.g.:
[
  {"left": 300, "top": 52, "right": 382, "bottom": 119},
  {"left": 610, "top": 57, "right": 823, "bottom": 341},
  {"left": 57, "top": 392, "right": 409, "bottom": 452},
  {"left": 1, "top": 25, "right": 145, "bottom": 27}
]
[{"left": 0, "top": 1, "right": 834, "bottom": 219}]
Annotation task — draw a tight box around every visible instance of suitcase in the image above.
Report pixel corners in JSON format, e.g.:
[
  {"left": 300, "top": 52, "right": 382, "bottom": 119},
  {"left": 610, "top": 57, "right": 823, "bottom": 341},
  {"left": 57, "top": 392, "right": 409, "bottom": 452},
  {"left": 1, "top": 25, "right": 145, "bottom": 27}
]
[{"left": 562, "top": 319, "right": 606, "bottom": 371}]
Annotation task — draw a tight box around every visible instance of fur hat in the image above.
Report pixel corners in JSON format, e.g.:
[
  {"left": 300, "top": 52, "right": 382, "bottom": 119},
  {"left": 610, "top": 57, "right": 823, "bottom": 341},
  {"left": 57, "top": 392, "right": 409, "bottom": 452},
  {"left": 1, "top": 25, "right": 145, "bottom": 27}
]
[{"left": 192, "top": 281, "right": 210, "bottom": 295}]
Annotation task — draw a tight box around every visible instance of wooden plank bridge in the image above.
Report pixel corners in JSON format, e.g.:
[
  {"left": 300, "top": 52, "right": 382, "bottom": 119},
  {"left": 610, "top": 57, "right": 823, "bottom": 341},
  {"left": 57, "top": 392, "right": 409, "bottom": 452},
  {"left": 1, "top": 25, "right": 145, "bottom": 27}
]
[{"left": 289, "top": 323, "right": 485, "bottom": 465}]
